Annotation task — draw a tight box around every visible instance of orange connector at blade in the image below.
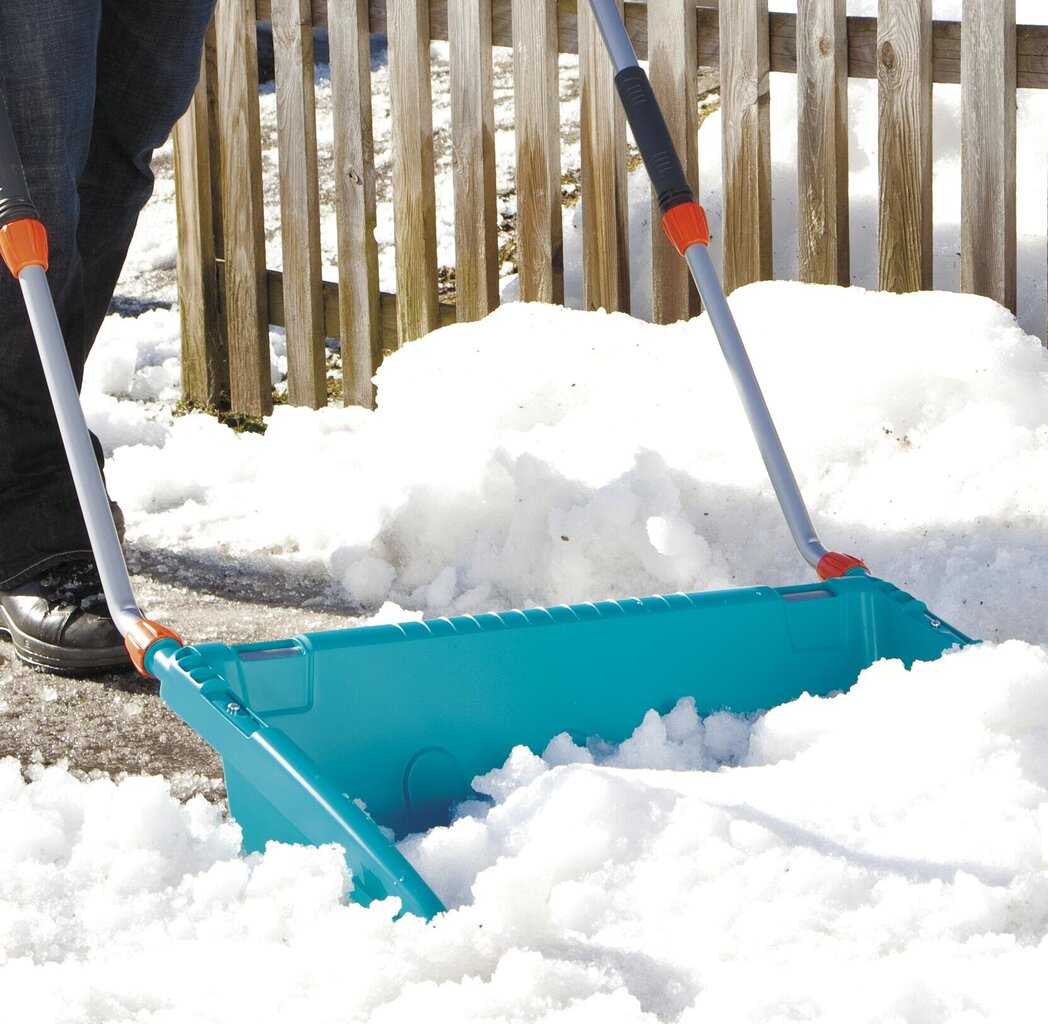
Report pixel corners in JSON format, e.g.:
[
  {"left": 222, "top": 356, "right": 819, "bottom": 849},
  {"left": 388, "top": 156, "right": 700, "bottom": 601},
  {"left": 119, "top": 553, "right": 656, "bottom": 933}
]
[
  {"left": 125, "top": 619, "right": 184, "bottom": 678},
  {"left": 817, "top": 551, "right": 869, "bottom": 580},
  {"left": 0, "top": 218, "right": 48, "bottom": 276}
]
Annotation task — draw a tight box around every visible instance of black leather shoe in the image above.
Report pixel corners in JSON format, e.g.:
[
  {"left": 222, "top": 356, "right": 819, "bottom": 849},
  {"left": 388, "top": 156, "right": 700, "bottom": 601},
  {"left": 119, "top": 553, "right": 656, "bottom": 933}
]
[{"left": 0, "top": 560, "right": 130, "bottom": 673}]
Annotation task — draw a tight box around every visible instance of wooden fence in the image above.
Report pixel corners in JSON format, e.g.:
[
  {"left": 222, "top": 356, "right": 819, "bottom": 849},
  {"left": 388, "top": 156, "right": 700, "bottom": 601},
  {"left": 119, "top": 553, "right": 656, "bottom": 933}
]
[{"left": 173, "top": 0, "right": 1048, "bottom": 417}]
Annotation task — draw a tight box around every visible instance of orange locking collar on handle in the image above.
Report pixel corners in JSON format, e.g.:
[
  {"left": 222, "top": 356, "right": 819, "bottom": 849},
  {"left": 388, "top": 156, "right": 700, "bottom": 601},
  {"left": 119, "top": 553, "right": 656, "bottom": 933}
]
[
  {"left": 662, "top": 202, "right": 711, "bottom": 256},
  {"left": 125, "top": 620, "right": 185, "bottom": 677},
  {"left": 817, "top": 551, "right": 869, "bottom": 580},
  {"left": 0, "top": 217, "right": 49, "bottom": 277}
]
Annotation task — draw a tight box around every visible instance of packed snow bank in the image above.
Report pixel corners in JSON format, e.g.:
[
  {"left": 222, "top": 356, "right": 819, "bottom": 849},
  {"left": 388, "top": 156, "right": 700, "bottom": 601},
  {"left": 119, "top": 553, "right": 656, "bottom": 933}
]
[
  {"left": 85, "top": 283, "right": 1048, "bottom": 646},
  {"left": 4, "top": 641, "right": 1048, "bottom": 1022}
]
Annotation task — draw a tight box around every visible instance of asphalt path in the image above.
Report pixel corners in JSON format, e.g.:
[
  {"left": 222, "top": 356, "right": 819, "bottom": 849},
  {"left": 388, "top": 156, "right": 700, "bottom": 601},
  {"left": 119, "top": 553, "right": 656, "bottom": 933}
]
[{"left": 0, "top": 548, "right": 365, "bottom": 802}]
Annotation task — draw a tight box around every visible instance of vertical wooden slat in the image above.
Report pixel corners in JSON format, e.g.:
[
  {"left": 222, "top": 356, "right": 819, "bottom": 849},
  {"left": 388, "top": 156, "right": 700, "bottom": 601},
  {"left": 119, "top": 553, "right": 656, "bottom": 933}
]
[
  {"left": 449, "top": 0, "right": 500, "bottom": 321},
  {"left": 648, "top": 0, "right": 700, "bottom": 323},
  {"left": 329, "top": 0, "right": 381, "bottom": 407},
  {"left": 720, "top": 0, "right": 773, "bottom": 294},
  {"left": 204, "top": 26, "right": 225, "bottom": 271},
  {"left": 272, "top": 0, "right": 327, "bottom": 407},
  {"left": 877, "top": 0, "right": 932, "bottom": 293},
  {"left": 579, "top": 0, "right": 630, "bottom": 313},
  {"left": 797, "top": 0, "right": 849, "bottom": 285},
  {"left": 961, "top": 0, "right": 1017, "bottom": 313},
  {"left": 511, "top": 0, "right": 564, "bottom": 304},
  {"left": 387, "top": 0, "right": 440, "bottom": 344},
  {"left": 214, "top": 0, "right": 272, "bottom": 416},
  {"left": 174, "top": 21, "right": 228, "bottom": 408}
]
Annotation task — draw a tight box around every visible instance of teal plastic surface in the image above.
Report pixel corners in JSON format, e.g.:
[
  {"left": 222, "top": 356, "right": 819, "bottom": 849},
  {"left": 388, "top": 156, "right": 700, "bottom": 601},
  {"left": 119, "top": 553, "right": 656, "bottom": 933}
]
[{"left": 150, "top": 575, "right": 973, "bottom": 920}]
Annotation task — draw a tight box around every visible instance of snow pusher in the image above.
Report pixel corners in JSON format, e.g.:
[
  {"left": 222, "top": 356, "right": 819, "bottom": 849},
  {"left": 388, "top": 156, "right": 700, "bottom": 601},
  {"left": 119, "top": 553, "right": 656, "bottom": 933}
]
[{"left": 1, "top": 2, "right": 974, "bottom": 922}]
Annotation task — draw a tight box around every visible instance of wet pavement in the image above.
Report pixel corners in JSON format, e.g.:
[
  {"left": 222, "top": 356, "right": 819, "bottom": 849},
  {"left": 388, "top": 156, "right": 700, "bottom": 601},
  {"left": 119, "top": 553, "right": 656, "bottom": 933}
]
[{"left": 0, "top": 550, "right": 364, "bottom": 802}]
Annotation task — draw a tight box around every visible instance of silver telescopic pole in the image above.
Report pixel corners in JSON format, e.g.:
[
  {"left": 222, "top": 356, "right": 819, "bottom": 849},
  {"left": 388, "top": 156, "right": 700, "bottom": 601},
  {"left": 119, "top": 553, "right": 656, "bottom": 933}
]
[
  {"left": 584, "top": 0, "right": 860, "bottom": 575},
  {"left": 18, "top": 265, "right": 146, "bottom": 636},
  {"left": 588, "top": 0, "right": 640, "bottom": 72},
  {"left": 684, "top": 246, "right": 826, "bottom": 568}
]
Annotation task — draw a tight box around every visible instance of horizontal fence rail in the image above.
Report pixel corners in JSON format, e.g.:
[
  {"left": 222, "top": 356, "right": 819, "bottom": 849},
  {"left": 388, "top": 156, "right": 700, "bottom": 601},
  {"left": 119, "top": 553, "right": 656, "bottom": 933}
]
[{"left": 174, "top": 0, "right": 1048, "bottom": 417}]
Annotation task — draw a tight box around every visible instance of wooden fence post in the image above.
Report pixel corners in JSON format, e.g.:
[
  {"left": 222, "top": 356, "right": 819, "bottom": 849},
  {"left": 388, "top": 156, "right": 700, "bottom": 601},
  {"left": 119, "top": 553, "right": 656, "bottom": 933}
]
[
  {"left": 720, "top": 0, "right": 773, "bottom": 294},
  {"left": 512, "top": 0, "right": 564, "bottom": 305},
  {"left": 961, "top": 0, "right": 1017, "bottom": 313},
  {"left": 877, "top": 0, "right": 933, "bottom": 293},
  {"left": 329, "top": 0, "right": 382, "bottom": 407},
  {"left": 649, "top": 0, "right": 701, "bottom": 323},
  {"left": 797, "top": 0, "right": 849, "bottom": 285},
  {"left": 579, "top": 0, "right": 631, "bottom": 313},
  {"left": 174, "top": 20, "right": 228, "bottom": 409},
  {"left": 214, "top": 0, "right": 272, "bottom": 416},
  {"left": 272, "top": 0, "right": 327, "bottom": 407},
  {"left": 387, "top": 0, "right": 441, "bottom": 345},
  {"left": 449, "top": 0, "right": 500, "bottom": 322},
  {"left": 189, "top": 1, "right": 1048, "bottom": 378}
]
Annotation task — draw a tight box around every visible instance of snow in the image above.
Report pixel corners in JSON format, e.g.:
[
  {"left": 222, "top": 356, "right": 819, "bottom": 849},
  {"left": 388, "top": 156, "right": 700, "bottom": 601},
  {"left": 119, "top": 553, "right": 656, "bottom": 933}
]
[
  {"left": 4, "top": 6, "right": 1048, "bottom": 1021},
  {"left": 91, "top": 286, "right": 1048, "bottom": 646},
  {"left": 5, "top": 643, "right": 1048, "bottom": 1021}
]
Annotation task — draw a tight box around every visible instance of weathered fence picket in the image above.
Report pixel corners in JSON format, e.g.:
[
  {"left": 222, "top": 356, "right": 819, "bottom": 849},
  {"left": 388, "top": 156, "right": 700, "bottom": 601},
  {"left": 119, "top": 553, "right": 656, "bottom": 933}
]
[
  {"left": 961, "top": 0, "right": 1017, "bottom": 313},
  {"left": 272, "top": 0, "right": 328, "bottom": 407},
  {"left": 176, "top": 1, "right": 1048, "bottom": 418},
  {"left": 720, "top": 0, "right": 773, "bottom": 294},
  {"left": 877, "top": 0, "right": 933, "bottom": 294},
  {"left": 328, "top": 0, "right": 382, "bottom": 408},
  {"left": 796, "top": 0, "right": 849, "bottom": 286},
  {"left": 511, "top": 0, "right": 564, "bottom": 305},
  {"left": 214, "top": 0, "right": 272, "bottom": 417},
  {"left": 449, "top": 0, "right": 500, "bottom": 322},
  {"left": 388, "top": 0, "right": 440, "bottom": 345},
  {"left": 579, "top": 0, "right": 631, "bottom": 313},
  {"left": 648, "top": 0, "right": 700, "bottom": 324},
  {"left": 174, "top": 23, "right": 228, "bottom": 409}
]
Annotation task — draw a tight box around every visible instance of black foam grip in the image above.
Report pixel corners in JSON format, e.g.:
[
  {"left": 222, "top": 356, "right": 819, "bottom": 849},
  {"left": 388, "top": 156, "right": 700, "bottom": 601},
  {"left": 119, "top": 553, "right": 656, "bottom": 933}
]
[
  {"left": 613, "top": 66, "right": 693, "bottom": 213},
  {"left": 0, "top": 95, "right": 39, "bottom": 228}
]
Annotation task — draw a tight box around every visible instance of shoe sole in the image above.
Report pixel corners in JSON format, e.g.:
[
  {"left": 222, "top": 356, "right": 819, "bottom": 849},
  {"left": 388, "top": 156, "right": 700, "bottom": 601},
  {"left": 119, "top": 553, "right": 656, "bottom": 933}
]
[{"left": 0, "top": 605, "right": 132, "bottom": 674}]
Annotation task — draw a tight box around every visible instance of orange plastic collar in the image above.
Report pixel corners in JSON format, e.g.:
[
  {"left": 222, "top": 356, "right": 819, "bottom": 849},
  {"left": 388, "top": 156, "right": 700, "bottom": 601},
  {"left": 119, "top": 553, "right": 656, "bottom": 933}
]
[
  {"left": 125, "top": 619, "right": 184, "bottom": 677},
  {"left": 817, "top": 551, "right": 869, "bottom": 580},
  {"left": 661, "top": 201, "right": 710, "bottom": 256},
  {"left": 0, "top": 218, "right": 48, "bottom": 277}
]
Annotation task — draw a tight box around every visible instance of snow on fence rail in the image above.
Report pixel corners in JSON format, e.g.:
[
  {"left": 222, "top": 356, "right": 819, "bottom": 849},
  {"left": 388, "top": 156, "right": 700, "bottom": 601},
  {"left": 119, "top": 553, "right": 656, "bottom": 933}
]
[{"left": 173, "top": 0, "right": 1048, "bottom": 418}]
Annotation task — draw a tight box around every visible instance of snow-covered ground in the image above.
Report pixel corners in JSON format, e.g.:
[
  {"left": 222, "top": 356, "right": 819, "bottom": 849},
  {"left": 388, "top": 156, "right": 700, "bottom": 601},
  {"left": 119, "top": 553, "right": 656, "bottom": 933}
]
[{"left": 3, "top": 2, "right": 1048, "bottom": 1021}]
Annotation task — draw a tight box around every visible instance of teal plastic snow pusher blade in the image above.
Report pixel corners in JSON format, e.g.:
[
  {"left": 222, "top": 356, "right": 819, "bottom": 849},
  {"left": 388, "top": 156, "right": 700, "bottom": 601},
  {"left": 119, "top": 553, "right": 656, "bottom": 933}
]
[
  {"left": 146, "top": 576, "right": 973, "bottom": 919},
  {"left": 8, "top": 10, "right": 976, "bottom": 928}
]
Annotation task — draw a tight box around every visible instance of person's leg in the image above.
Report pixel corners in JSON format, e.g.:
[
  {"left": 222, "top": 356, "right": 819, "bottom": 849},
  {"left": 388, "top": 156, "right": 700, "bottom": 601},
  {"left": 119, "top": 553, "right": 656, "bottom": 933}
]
[
  {"left": 77, "top": 0, "right": 217, "bottom": 346},
  {"left": 0, "top": 0, "right": 102, "bottom": 588},
  {"left": 1, "top": 0, "right": 215, "bottom": 671},
  {"left": 0, "top": 0, "right": 217, "bottom": 590}
]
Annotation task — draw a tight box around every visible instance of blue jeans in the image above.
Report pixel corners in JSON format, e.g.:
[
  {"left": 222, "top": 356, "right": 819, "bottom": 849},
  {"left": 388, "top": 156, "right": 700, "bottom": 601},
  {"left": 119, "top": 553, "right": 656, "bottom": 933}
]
[{"left": 0, "top": 0, "right": 216, "bottom": 587}]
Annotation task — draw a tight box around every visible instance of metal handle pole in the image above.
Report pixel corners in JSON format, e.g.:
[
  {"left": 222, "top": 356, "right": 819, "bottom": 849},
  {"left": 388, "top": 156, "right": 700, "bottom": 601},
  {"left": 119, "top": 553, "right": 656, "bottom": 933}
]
[
  {"left": 1, "top": 92, "right": 180, "bottom": 670},
  {"left": 583, "top": 0, "right": 865, "bottom": 579},
  {"left": 684, "top": 245, "right": 826, "bottom": 568},
  {"left": 17, "top": 266, "right": 145, "bottom": 636}
]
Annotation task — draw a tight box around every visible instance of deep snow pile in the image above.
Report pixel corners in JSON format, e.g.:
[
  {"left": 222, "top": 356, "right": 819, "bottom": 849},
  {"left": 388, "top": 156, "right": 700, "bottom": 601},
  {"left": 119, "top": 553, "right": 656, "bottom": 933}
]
[
  {"left": 4, "top": 641, "right": 1048, "bottom": 1022},
  {"left": 86, "top": 284, "right": 1048, "bottom": 646}
]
